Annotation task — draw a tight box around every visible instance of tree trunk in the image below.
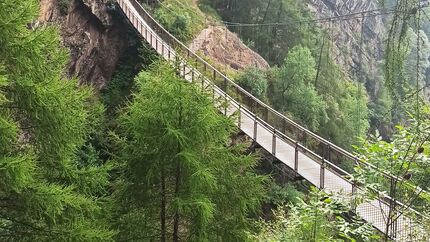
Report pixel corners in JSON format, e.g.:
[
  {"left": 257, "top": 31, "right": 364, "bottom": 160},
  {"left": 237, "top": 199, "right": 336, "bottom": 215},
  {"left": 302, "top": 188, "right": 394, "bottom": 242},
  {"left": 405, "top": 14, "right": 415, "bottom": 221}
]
[
  {"left": 160, "top": 166, "right": 167, "bottom": 242},
  {"left": 173, "top": 106, "right": 183, "bottom": 242},
  {"left": 315, "top": 37, "right": 326, "bottom": 88},
  {"left": 172, "top": 162, "right": 181, "bottom": 242},
  {"left": 384, "top": 178, "right": 397, "bottom": 241}
]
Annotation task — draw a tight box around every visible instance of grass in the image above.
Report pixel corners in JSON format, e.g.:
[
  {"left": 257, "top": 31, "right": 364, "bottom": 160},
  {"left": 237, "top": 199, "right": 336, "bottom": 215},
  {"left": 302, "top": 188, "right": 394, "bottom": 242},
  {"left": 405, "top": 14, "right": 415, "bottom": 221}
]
[{"left": 152, "top": 0, "right": 206, "bottom": 42}]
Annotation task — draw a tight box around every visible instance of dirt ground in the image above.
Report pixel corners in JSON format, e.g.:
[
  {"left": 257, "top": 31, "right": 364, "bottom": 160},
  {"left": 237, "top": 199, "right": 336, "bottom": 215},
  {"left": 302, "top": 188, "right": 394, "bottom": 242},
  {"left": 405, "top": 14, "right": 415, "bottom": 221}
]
[{"left": 189, "top": 25, "right": 270, "bottom": 72}]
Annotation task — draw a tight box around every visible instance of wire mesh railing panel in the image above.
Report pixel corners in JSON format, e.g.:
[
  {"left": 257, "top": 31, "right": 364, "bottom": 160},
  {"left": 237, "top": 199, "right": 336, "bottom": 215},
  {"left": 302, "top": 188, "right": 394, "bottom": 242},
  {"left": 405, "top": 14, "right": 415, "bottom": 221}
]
[{"left": 117, "top": 0, "right": 427, "bottom": 239}]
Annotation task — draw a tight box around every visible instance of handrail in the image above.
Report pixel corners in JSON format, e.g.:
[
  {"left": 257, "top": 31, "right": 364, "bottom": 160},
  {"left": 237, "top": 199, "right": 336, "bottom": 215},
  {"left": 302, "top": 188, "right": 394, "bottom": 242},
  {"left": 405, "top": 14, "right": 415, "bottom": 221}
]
[
  {"left": 118, "top": 1, "right": 428, "bottom": 238},
  {"left": 124, "top": 0, "right": 430, "bottom": 190}
]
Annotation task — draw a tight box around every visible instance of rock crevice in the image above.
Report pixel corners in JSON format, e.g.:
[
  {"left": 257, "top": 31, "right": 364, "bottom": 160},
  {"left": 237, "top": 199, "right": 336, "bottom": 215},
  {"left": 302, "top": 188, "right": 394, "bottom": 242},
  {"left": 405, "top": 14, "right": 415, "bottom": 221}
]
[{"left": 39, "top": 0, "right": 128, "bottom": 88}]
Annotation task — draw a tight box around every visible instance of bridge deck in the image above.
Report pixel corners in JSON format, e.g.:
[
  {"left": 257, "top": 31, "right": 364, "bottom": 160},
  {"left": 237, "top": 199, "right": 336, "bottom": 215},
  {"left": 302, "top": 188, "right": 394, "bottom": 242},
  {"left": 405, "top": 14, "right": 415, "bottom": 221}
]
[{"left": 118, "top": 0, "right": 425, "bottom": 240}]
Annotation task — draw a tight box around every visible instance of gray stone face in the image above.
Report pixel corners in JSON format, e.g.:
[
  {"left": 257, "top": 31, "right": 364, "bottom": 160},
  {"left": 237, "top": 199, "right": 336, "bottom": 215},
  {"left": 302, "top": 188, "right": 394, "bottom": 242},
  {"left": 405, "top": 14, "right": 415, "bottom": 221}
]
[
  {"left": 308, "top": 0, "right": 385, "bottom": 82},
  {"left": 39, "top": 0, "right": 128, "bottom": 88}
]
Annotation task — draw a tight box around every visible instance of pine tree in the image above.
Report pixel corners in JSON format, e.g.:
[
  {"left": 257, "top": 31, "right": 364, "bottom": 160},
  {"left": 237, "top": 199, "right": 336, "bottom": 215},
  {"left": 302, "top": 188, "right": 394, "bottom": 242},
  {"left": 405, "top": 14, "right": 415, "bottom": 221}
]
[
  {"left": 0, "top": 0, "right": 113, "bottom": 240},
  {"left": 113, "top": 62, "right": 266, "bottom": 241}
]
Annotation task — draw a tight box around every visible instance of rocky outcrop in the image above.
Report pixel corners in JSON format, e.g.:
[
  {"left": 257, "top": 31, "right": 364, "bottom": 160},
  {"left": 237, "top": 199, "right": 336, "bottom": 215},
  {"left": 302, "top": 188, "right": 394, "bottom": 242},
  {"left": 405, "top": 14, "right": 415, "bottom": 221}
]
[
  {"left": 190, "top": 26, "right": 270, "bottom": 71},
  {"left": 39, "top": 0, "right": 128, "bottom": 88},
  {"left": 308, "top": 0, "right": 385, "bottom": 81}
]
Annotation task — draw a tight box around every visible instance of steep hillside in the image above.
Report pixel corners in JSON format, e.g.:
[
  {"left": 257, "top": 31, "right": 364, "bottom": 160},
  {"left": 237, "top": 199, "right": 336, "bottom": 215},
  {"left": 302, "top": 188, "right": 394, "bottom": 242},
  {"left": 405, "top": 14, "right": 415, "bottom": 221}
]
[
  {"left": 190, "top": 26, "right": 270, "bottom": 71},
  {"left": 151, "top": 0, "right": 270, "bottom": 73}
]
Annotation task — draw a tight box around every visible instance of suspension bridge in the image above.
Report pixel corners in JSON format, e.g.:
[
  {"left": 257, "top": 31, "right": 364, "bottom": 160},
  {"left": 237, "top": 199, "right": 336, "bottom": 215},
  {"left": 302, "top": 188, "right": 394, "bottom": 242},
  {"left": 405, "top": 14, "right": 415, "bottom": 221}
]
[{"left": 116, "top": 0, "right": 428, "bottom": 240}]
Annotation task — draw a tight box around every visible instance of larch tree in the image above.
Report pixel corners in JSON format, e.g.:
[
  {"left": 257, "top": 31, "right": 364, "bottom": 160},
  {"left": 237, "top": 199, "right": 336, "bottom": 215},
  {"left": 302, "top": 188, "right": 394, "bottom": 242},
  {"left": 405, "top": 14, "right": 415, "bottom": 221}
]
[
  {"left": 0, "top": 0, "right": 113, "bottom": 240},
  {"left": 113, "top": 62, "right": 266, "bottom": 242}
]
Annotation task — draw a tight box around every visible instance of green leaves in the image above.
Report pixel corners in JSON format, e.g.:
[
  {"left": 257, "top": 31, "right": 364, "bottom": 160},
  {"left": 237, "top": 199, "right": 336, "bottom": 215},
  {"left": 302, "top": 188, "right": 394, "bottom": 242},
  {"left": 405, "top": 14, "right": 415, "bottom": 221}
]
[
  {"left": 355, "top": 117, "right": 430, "bottom": 213},
  {"left": 269, "top": 45, "right": 327, "bottom": 131},
  {"left": 237, "top": 68, "right": 268, "bottom": 100},
  {"left": 253, "top": 189, "right": 378, "bottom": 242},
  {"left": 0, "top": 0, "right": 113, "bottom": 240},
  {"left": 113, "top": 61, "right": 266, "bottom": 241}
]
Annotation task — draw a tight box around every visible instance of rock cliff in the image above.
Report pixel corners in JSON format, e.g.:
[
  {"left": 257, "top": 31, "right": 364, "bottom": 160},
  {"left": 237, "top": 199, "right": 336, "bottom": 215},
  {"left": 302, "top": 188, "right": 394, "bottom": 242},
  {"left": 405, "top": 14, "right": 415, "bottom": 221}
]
[
  {"left": 190, "top": 26, "right": 270, "bottom": 71},
  {"left": 39, "top": 0, "right": 128, "bottom": 88},
  {"left": 308, "top": 0, "right": 385, "bottom": 82}
]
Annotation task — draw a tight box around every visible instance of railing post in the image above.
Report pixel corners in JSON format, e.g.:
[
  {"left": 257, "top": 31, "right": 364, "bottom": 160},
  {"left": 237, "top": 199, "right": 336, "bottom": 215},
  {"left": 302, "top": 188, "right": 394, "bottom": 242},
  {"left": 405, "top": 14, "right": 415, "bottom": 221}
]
[
  {"left": 272, "top": 129, "right": 276, "bottom": 155},
  {"left": 212, "top": 83, "right": 215, "bottom": 101},
  {"left": 264, "top": 107, "right": 269, "bottom": 122},
  {"left": 161, "top": 42, "right": 164, "bottom": 57},
  {"left": 238, "top": 104, "right": 241, "bottom": 128},
  {"left": 389, "top": 177, "right": 397, "bottom": 239},
  {"left": 282, "top": 118, "right": 287, "bottom": 134},
  {"left": 224, "top": 77, "right": 227, "bottom": 92},
  {"left": 213, "top": 69, "right": 216, "bottom": 82},
  {"left": 302, "top": 130, "right": 307, "bottom": 145},
  {"left": 183, "top": 61, "right": 186, "bottom": 78},
  {"left": 320, "top": 157, "right": 325, "bottom": 189},
  {"left": 250, "top": 100, "right": 255, "bottom": 113},
  {"left": 168, "top": 48, "right": 171, "bottom": 60},
  {"left": 294, "top": 142, "right": 299, "bottom": 172},
  {"left": 253, "top": 115, "right": 258, "bottom": 141},
  {"left": 327, "top": 144, "right": 331, "bottom": 162},
  {"left": 191, "top": 69, "right": 194, "bottom": 82},
  {"left": 149, "top": 31, "right": 152, "bottom": 46},
  {"left": 145, "top": 28, "right": 148, "bottom": 42},
  {"left": 155, "top": 38, "right": 158, "bottom": 53},
  {"left": 224, "top": 93, "right": 227, "bottom": 115},
  {"left": 351, "top": 181, "right": 357, "bottom": 212}
]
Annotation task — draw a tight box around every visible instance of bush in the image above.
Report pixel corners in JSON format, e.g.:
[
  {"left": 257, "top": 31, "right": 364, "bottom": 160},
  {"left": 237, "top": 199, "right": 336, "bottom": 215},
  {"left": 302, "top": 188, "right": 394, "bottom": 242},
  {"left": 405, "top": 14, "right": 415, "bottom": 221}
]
[
  {"left": 267, "top": 183, "right": 304, "bottom": 205},
  {"left": 237, "top": 68, "right": 268, "bottom": 100},
  {"left": 58, "top": 0, "right": 70, "bottom": 15},
  {"left": 154, "top": 9, "right": 191, "bottom": 41}
]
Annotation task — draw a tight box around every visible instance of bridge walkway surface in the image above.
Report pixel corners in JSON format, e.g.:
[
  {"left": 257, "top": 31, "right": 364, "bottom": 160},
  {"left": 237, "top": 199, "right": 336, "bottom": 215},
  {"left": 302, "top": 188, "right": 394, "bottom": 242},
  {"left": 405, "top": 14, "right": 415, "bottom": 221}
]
[{"left": 117, "top": 0, "right": 428, "bottom": 240}]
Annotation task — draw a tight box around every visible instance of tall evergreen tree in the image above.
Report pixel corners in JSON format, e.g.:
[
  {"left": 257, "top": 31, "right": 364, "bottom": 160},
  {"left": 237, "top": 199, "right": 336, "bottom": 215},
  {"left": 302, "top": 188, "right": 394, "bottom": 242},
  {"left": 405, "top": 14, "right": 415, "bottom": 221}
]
[
  {"left": 113, "top": 62, "right": 266, "bottom": 241},
  {"left": 0, "top": 0, "right": 113, "bottom": 240}
]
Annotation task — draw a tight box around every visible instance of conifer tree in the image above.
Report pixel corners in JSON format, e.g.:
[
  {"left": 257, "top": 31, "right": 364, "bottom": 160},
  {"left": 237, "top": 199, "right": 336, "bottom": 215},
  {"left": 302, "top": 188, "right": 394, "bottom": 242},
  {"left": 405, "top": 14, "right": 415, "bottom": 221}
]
[
  {"left": 0, "top": 0, "right": 113, "bottom": 240},
  {"left": 113, "top": 62, "right": 266, "bottom": 241}
]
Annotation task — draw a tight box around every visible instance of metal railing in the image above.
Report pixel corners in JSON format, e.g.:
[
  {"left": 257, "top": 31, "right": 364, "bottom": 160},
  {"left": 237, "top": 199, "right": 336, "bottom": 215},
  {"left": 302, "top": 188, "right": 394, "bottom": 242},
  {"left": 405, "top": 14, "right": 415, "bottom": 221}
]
[{"left": 116, "top": 0, "right": 428, "bottom": 240}]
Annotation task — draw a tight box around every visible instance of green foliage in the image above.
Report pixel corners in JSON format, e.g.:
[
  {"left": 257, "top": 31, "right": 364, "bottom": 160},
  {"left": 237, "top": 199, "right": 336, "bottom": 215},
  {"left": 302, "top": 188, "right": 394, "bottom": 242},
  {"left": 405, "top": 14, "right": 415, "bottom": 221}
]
[
  {"left": 319, "top": 79, "right": 370, "bottom": 151},
  {"left": 355, "top": 114, "right": 430, "bottom": 213},
  {"left": 382, "top": 0, "right": 427, "bottom": 126},
  {"left": 210, "top": 0, "right": 319, "bottom": 65},
  {"left": 237, "top": 68, "right": 268, "bottom": 100},
  {"left": 311, "top": 41, "right": 370, "bottom": 151},
  {"left": 101, "top": 26, "right": 159, "bottom": 115},
  {"left": 269, "top": 45, "right": 328, "bottom": 131},
  {"left": 267, "top": 183, "right": 304, "bottom": 206},
  {"left": 0, "top": 0, "right": 113, "bottom": 240},
  {"left": 113, "top": 62, "right": 267, "bottom": 241},
  {"left": 58, "top": 0, "right": 70, "bottom": 15},
  {"left": 152, "top": 0, "right": 206, "bottom": 41},
  {"left": 198, "top": 0, "right": 222, "bottom": 20},
  {"left": 155, "top": 9, "right": 191, "bottom": 40},
  {"left": 210, "top": 0, "right": 370, "bottom": 150},
  {"left": 253, "top": 188, "right": 379, "bottom": 242},
  {"left": 406, "top": 28, "right": 430, "bottom": 87}
]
